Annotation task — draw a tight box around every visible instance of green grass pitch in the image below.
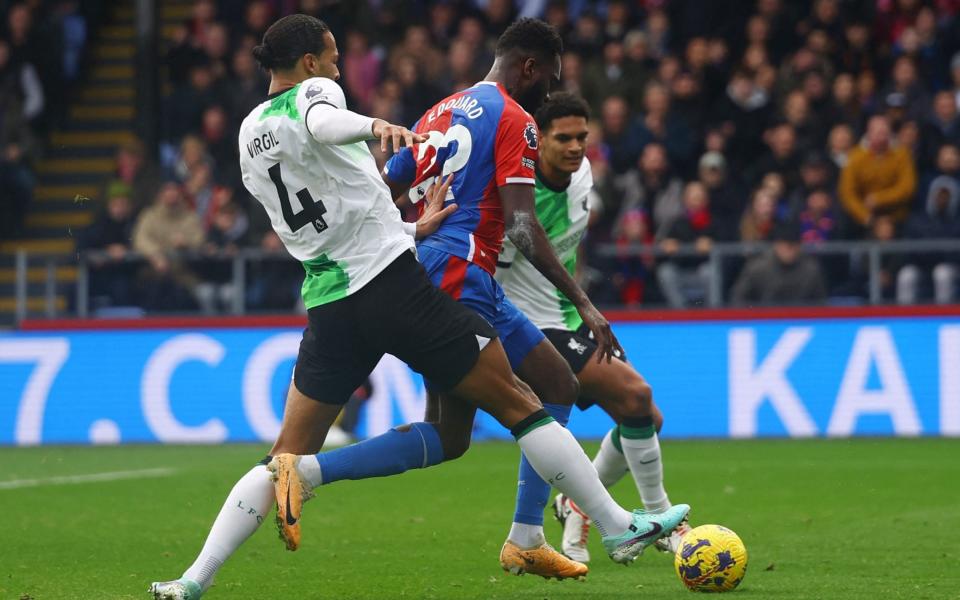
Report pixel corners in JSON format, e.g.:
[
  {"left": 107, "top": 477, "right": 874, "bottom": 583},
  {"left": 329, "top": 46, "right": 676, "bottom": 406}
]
[{"left": 1, "top": 438, "right": 958, "bottom": 599}]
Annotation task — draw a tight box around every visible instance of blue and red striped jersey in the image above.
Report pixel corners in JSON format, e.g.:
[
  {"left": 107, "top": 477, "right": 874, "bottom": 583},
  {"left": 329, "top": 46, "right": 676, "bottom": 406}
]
[{"left": 384, "top": 81, "right": 539, "bottom": 274}]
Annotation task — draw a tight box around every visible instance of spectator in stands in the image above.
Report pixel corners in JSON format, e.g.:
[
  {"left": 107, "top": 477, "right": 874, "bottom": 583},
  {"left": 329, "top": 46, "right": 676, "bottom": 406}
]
[
  {"left": 582, "top": 38, "right": 642, "bottom": 112},
  {"left": 239, "top": 0, "right": 272, "bottom": 40},
  {"left": 711, "top": 69, "right": 771, "bottom": 173},
  {"left": 132, "top": 183, "right": 206, "bottom": 311},
  {"left": 839, "top": 115, "right": 917, "bottom": 234},
  {"left": 342, "top": 30, "right": 380, "bottom": 114},
  {"left": 919, "top": 143, "right": 960, "bottom": 210},
  {"left": 394, "top": 54, "right": 443, "bottom": 128},
  {"left": 0, "top": 38, "right": 43, "bottom": 123},
  {"left": 739, "top": 187, "right": 778, "bottom": 243},
  {"left": 786, "top": 151, "right": 836, "bottom": 218},
  {"left": 165, "top": 22, "right": 205, "bottom": 86},
  {"left": 783, "top": 88, "right": 823, "bottom": 154},
  {"left": 827, "top": 123, "right": 855, "bottom": 169},
  {"left": 797, "top": 185, "right": 845, "bottom": 290},
  {"left": 697, "top": 151, "right": 743, "bottom": 241},
  {"left": 610, "top": 207, "right": 654, "bottom": 306},
  {"left": 919, "top": 92, "right": 960, "bottom": 173},
  {"left": 223, "top": 45, "right": 267, "bottom": 130},
  {"left": 600, "top": 95, "right": 642, "bottom": 174},
  {"left": 0, "top": 40, "right": 37, "bottom": 239},
  {"left": 6, "top": 2, "right": 59, "bottom": 128},
  {"left": 443, "top": 38, "right": 479, "bottom": 91},
  {"left": 798, "top": 187, "right": 839, "bottom": 245},
  {"left": 109, "top": 137, "right": 161, "bottom": 214},
  {"left": 195, "top": 198, "right": 249, "bottom": 314},
  {"left": 164, "top": 62, "right": 219, "bottom": 146},
  {"left": 202, "top": 21, "right": 231, "bottom": 81},
  {"left": 200, "top": 105, "right": 238, "bottom": 187},
  {"left": 78, "top": 181, "right": 137, "bottom": 308},
  {"left": 612, "top": 142, "right": 683, "bottom": 241},
  {"left": 731, "top": 220, "right": 827, "bottom": 306},
  {"left": 636, "top": 81, "right": 695, "bottom": 173},
  {"left": 880, "top": 55, "right": 930, "bottom": 122},
  {"left": 897, "top": 175, "right": 960, "bottom": 304},
  {"left": 825, "top": 72, "right": 864, "bottom": 132},
  {"left": 749, "top": 121, "right": 801, "bottom": 189},
  {"left": 656, "top": 181, "right": 716, "bottom": 308}
]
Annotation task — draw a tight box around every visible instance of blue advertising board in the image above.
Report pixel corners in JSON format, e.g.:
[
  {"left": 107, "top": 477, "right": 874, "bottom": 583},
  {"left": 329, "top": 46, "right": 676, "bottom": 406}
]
[{"left": 1, "top": 314, "right": 958, "bottom": 445}]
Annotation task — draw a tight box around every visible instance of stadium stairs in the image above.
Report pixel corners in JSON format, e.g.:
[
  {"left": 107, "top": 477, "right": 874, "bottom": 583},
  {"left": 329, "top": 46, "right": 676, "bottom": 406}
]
[{"left": 0, "top": 1, "right": 191, "bottom": 327}]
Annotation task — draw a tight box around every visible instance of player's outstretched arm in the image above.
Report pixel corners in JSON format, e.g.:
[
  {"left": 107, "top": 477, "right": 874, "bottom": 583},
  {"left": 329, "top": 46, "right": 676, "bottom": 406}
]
[
  {"left": 371, "top": 120, "right": 427, "bottom": 154},
  {"left": 501, "top": 184, "right": 624, "bottom": 363},
  {"left": 305, "top": 101, "right": 425, "bottom": 150}
]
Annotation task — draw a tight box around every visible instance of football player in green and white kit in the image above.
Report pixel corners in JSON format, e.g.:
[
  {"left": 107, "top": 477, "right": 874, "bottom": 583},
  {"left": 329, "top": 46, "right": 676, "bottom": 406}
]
[
  {"left": 150, "top": 17, "right": 689, "bottom": 600},
  {"left": 496, "top": 93, "right": 690, "bottom": 562}
]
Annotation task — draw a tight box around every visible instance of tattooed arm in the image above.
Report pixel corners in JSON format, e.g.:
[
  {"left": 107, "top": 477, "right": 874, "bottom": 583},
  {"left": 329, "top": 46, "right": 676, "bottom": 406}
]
[{"left": 500, "top": 184, "right": 623, "bottom": 362}]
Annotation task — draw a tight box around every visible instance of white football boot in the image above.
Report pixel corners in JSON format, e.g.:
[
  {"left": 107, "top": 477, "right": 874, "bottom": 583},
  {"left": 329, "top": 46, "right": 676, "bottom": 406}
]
[
  {"left": 654, "top": 516, "right": 692, "bottom": 553},
  {"left": 149, "top": 578, "right": 202, "bottom": 600},
  {"left": 552, "top": 493, "right": 592, "bottom": 563}
]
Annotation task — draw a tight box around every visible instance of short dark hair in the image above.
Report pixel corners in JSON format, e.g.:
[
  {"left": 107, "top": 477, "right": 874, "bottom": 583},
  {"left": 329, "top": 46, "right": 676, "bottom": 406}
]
[
  {"left": 535, "top": 92, "right": 590, "bottom": 131},
  {"left": 495, "top": 17, "right": 563, "bottom": 62},
  {"left": 252, "top": 14, "right": 329, "bottom": 71}
]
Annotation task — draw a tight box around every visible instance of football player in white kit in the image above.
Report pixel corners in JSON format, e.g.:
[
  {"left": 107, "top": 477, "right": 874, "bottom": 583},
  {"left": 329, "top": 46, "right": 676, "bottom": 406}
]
[{"left": 150, "top": 15, "right": 688, "bottom": 600}]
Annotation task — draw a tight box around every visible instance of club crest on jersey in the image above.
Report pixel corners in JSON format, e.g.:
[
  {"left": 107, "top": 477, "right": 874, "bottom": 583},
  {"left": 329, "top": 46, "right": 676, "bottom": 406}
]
[
  {"left": 524, "top": 123, "right": 539, "bottom": 149},
  {"left": 567, "top": 337, "right": 588, "bottom": 355}
]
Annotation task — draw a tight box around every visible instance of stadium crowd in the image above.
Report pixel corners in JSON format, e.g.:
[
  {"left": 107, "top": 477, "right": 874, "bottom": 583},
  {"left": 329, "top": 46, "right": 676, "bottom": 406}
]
[
  {"left": 77, "top": 0, "right": 960, "bottom": 311},
  {"left": 0, "top": 0, "right": 93, "bottom": 239}
]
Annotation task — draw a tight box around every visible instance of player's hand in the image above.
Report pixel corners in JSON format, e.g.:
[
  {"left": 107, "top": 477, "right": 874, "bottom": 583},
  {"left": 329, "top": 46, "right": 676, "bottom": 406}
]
[
  {"left": 578, "top": 301, "right": 624, "bottom": 364},
  {"left": 414, "top": 174, "right": 457, "bottom": 239},
  {"left": 372, "top": 119, "right": 428, "bottom": 154}
]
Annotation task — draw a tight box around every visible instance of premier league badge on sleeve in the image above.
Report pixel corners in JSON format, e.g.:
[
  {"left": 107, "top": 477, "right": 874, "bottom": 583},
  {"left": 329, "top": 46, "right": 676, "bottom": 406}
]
[
  {"left": 305, "top": 83, "right": 327, "bottom": 101},
  {"left": 524, "top": 123, "right": 538, "bottom": 150}
]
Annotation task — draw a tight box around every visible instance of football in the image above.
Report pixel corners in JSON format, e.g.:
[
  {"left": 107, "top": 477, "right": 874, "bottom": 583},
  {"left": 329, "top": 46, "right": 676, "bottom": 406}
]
[{"left": 674, "top": 524, "right": 748, "bottom": 593}]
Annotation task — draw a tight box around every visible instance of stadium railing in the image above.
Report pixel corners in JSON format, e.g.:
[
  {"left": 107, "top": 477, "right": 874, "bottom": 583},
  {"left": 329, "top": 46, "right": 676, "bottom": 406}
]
[{"left": 9, "top": 238, "right": 960, "bottom": 323}]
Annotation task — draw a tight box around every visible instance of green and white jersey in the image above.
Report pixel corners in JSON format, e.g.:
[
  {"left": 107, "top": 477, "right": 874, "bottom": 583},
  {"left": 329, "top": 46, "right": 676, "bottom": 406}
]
[
  {"left": 239, "top": 77, "right": 414, "bottom": 309},
  {"left": 496, "top": 158, "right": 593, "bottom": 331}
]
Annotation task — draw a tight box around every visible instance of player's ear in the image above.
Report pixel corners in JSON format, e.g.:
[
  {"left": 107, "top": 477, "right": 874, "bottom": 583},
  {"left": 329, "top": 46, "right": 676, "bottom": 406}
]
[
  {"left": 521, "top": 56, "right": 538, "bottom": 80},
  {"left": 303, "top": 52, "right": 323, "bottom": 76}
]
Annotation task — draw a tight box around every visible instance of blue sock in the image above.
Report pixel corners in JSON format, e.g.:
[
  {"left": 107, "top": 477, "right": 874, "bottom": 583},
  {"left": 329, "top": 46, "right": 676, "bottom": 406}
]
[
  {"left": 316, "top": 422, "right": 444, "bottom": 484},
  {"left": 513, "top": 403, "right": 572, "bottom": 526}
]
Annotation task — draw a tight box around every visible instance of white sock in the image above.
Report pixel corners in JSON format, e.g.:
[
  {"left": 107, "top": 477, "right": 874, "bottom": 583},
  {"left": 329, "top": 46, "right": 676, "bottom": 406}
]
[
  {"left": 299, "top": 455, "right": 323, "bottom": 489},
  {"left": 507, "top": 522, "right": 546, "bottom": 548},
  {"left": 621, "top": 433, "right": 671, "bottom": 513},
  {"left": 182, "top": 465, "right": 274, "bottom": 590},
  {"left": 517, "top": 421, "right": 632, "bottom": 538},
  {"left": 593, "top": 428, "right": 629, "bottom": 488}
]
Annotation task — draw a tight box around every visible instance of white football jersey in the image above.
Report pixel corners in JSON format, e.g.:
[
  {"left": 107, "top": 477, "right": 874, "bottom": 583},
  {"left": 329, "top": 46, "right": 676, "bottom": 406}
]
[
  {"left": 239, "top": 77, "right": 414, "bottom": 308},
  {"left": 496, "top": 158, "right": 593, "bottom": 331}
]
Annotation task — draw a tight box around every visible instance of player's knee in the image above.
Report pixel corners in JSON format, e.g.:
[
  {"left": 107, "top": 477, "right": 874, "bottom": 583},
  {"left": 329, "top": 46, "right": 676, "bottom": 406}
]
[
  {"left": 653, "top": 409, "right": 665, "bottom": 432},
  {"left": 618, "top": 377, "right": 653, "bottom": 416},
  {"left": 434, "top": 425, "right": 472, "bottom": 460},
  {"left": 544, "top": 369, "right": 579, "bottom": 406}
]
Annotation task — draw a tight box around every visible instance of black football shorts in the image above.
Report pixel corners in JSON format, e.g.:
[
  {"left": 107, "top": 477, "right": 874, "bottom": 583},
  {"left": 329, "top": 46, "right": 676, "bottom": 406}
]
[
  {"left": 542, "top": 323, "right": 628, "bottom": 411},
  {"left": 294, "top": 251, "right": 497, "bottom": 404}
]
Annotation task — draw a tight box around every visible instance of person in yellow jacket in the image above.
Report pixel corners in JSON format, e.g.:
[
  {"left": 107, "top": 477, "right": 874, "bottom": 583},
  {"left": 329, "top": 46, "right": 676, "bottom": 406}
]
[{"left": 838, "top": 115, "right": 917, "bottom": 231}]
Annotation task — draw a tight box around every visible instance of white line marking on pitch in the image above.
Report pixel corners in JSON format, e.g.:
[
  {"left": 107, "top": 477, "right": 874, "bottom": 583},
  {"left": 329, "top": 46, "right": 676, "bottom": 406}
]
[{"left": 0, "top": 467, "right": 178, "bottom": 490}]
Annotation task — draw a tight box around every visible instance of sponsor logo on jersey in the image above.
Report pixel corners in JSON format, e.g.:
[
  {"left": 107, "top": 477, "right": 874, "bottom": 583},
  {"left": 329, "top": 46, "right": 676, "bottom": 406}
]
[
  {"left": 521, "top": 156, "right": 535, "bottom": 170},
  {"left": 524, "top": 123, "right": 538, "bottom": 149}
]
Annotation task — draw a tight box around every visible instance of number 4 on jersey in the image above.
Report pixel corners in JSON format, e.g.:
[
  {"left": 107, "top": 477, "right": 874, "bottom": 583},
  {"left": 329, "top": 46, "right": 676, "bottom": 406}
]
[{"left": 268, "top": 162, "right": 329, "bottom": 234}]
